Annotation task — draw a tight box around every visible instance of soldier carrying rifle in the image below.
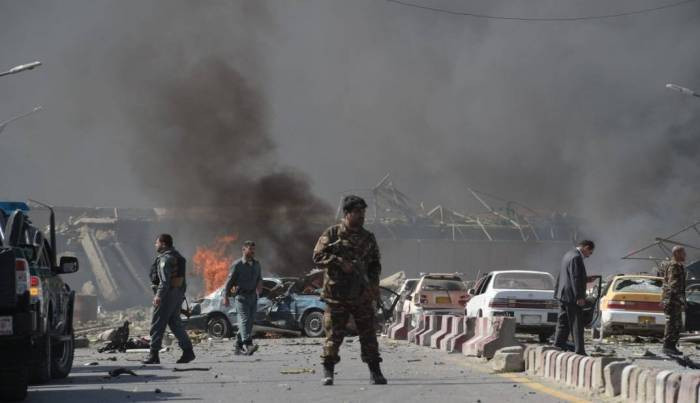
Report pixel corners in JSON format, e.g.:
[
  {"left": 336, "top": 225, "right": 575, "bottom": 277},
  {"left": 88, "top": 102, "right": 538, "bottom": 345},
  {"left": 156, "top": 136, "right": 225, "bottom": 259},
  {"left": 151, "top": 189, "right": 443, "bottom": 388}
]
[{"left": 313, "top": 195, "right": 387, "bottom": 386}]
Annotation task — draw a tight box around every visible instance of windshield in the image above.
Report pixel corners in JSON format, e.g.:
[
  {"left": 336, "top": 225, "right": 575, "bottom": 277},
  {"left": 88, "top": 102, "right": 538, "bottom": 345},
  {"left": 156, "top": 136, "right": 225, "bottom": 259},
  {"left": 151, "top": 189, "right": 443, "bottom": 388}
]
[
  {"left": 420, "top": 278, "right": 466, "bottom": 291},
  {"left": 687, "top": 290, "right": 700, "bottom": 303},
  {"left": 404, "top": 280, "right": 418, "bottom": 293},
  {"left": 613, "top": 278, "right": 662, "bottom": 293},
  {"left": 493, "top": 272, "right": 554, "bottom": 290}
]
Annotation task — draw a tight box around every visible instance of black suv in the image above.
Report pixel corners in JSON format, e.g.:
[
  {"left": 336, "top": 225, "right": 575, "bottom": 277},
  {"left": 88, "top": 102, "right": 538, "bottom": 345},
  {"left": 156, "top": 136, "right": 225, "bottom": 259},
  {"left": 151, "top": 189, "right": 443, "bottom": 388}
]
[{"left": 0, "top": 201, "right": 79, "bottom": 401}]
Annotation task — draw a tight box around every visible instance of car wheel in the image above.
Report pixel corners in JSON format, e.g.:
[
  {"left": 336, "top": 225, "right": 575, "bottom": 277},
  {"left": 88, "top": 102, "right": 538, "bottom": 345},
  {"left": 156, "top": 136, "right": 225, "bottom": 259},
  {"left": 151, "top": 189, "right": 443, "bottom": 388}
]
[
  {"left": 32, "top": 334, "right": 52, "bottom": 383},
  {"left": 303, "top": 310, "right": 325, "bottom": 338},
  {"left": 51, "top": 332, "right": 74, "bottom": 379},
  {"left": 207, "top": 314, "right": 232, "bottom": 339},
  {"left": 0, "top": 366, "right": 28, "bottom": 401}
]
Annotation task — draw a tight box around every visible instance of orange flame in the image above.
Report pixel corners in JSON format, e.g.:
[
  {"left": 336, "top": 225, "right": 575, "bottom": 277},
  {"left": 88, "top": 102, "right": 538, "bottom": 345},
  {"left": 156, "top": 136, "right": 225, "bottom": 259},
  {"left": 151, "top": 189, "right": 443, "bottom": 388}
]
[{"left": 193, "top": 234, "right": 238, "bottom": 294}]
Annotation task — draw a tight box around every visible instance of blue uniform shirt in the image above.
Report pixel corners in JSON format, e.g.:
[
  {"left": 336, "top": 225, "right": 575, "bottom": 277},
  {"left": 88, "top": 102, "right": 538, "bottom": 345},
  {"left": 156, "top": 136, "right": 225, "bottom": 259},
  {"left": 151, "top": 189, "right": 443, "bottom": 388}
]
[{"left": 225, "top": 258, "right": 262, "bottom": 295}]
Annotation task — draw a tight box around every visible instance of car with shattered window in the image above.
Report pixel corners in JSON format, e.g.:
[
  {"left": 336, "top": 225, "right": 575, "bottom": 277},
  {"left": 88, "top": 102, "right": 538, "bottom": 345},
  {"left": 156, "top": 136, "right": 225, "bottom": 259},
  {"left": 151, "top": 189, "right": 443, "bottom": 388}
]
[
  {"left": 590, "top": 274, "right": 671, "bottom": 339},
  {"left": 465, "top": 270, "right": 558, "bottom": 342},
  {"left": 404, "top": 273, "right": 470, "bottom": 327},
  {"left": 0, "top": 201, "right": 80, "bottom": 401},
  {"left": 184, "top": 269, "right": 400, "bottom": 338}
]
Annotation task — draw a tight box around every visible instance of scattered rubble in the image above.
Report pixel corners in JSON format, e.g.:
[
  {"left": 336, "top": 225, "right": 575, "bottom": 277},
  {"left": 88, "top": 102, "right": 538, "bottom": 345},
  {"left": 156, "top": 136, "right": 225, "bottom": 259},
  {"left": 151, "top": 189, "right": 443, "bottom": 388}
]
[
  {"left": 280, "top": 368, "right": 315, "bottom": 375},
  {"left": 491, "top": 346, "right": 525, "bottom": 373},
  {"left": 107, "top": 368, "right": 138, "bottom": 378}
]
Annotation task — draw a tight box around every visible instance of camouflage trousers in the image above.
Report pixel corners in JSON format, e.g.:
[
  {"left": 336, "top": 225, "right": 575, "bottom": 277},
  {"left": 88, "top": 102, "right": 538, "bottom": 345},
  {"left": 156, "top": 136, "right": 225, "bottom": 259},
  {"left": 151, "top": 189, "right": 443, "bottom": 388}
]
[
  {"left": 321, "top": 301, "right": 381, "bottom": 365},
  {"left": 663, "top": 300, "right": 684, "bottom": 347}
]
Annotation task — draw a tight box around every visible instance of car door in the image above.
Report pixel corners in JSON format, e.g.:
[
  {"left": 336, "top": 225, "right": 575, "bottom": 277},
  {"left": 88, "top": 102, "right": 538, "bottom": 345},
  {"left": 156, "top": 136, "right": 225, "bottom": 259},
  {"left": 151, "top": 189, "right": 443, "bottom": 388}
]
[
  {"left": 467, "top": 275, "right": 491, "bottom": 317},
  {"left": 36, "top": 239, "right": 63, "bottom": 332}
]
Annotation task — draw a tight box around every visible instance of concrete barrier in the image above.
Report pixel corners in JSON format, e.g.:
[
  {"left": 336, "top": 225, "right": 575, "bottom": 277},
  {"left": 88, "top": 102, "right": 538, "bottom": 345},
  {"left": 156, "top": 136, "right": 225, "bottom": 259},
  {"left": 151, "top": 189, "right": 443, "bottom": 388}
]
[
  {"left": 604, "top": 360, "right": 631, "bottom": 397},
  {"left": 638, "top": 368, "right": 661, "bottom": 403},
  {"left": 418, "top": 315, "right": 441, "bottom": 347},
  {"left": 537, "top": 347, "right": 559, "bottom": 377},
  {"left": 430, "top": 315, "right": 454, "bottom": 349},
  {"left": 655, "top": 370, "right": 675, "bottom": 403},
  {"left": 523, "top": 345, "right": 537, "bottom": 374},
  {"left": 388, "top": 313, "right": 412, "bottom": 340},
  {"left": 566, "top": 354, "right": 585, "bottom": 387},
  {"left": 555, "top": 352, "right": 574, "bottom": 382},
  {"left": 544, "top": 349, "right": 560, "bottom": 378},
  {"left": 576, "top": 356, "right": 594, "bottom": 390},
  {"left": 620, "top": 364, "right": 640, "bottom": 401},
  {"left": 438, "top": 316, "right": 461, "bottom": 351},
  {"left": 445, "top": 317, "right": 475, "bottom": 353},
  {"left": 591, "top": 357, "right": 625, "bottom": 393},
  {"left": 678, "top": 372, "right": 700, "bottom": 403},
  {"left": 408, "top": 314, "right": 427, "bottom": 344},
  {"left": 664, "top": 372, "right": 682, "bottom": 403},
  {"left": 462, "top": 317, "right": 518, "bottom": 359}
]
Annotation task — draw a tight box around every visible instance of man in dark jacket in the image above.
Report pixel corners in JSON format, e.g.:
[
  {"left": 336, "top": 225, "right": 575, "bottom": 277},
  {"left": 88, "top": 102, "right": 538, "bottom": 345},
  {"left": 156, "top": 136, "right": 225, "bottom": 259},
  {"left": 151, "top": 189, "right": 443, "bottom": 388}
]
[
  {"left": 144, "top": 234, "right": 195, "bottom": 364},
  {"left": 553, "top": 240, "right": 595, "bottom": 355}
]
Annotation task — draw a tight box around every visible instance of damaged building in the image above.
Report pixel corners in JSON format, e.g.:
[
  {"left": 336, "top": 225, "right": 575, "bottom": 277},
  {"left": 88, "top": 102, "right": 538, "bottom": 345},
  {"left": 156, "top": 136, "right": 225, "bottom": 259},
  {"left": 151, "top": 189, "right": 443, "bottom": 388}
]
[{"left": 49, "top": 175, "right": 578, "bottom": 310}]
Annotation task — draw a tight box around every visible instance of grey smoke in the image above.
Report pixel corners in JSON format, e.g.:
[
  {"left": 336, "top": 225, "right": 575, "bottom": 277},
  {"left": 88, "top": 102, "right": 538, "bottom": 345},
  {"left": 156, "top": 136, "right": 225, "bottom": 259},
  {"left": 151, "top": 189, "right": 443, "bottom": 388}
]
[{"left": 1, "top": 0, "right": 700, "bottom": 274}]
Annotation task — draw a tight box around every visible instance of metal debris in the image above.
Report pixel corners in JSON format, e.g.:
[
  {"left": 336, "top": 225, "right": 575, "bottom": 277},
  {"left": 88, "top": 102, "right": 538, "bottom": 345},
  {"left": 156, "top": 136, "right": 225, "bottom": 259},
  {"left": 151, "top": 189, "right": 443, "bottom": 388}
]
[
  {"left": 107, "top": 368, "right": 138, "bottom": 377},
  {"left": 280, "top": 368, "right": 315, "bottom": 375}
]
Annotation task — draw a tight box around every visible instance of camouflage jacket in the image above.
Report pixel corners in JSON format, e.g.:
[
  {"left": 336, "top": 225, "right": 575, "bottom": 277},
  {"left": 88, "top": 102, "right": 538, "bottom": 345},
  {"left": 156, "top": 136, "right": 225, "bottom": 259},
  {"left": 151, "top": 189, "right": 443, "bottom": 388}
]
[
  {"left": 312, "top": 222, "right": 381, "bottom": 304},
  {"left": 662, "top": 261, "right": 686, "bottom": 304}
]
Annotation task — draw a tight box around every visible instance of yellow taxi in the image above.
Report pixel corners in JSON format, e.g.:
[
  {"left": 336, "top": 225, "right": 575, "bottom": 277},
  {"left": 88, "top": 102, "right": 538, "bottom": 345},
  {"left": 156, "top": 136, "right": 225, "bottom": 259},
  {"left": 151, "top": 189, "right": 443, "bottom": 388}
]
[{"left": 593, "top": 274, "right": 671, "bottom": 339}]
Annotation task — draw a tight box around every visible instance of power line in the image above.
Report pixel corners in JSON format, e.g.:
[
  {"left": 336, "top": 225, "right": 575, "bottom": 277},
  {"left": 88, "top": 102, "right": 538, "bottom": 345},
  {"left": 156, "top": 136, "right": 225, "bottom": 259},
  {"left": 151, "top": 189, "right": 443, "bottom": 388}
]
[{"left": 386, "top": 0, "right": 697, "bottom": 21}]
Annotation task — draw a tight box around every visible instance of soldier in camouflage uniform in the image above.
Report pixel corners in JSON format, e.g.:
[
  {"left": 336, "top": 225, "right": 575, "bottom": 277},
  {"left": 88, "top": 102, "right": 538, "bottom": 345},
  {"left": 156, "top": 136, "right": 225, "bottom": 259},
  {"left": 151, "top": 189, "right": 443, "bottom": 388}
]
[
  {"left": 662, "top": 246, "right": 686, "bottom": 356},
  {"left": 313, "top": 195, "right": 387, "bottom": 386}
]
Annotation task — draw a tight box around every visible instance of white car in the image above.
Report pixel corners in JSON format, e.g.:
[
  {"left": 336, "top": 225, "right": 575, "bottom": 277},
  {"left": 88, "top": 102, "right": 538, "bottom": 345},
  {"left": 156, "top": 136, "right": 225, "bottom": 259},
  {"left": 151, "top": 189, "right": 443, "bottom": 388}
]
[
  {"left": 396, "top": 278, "right": 419, "bottom": 316},
  {"left": 405, "top": 273, "right": 470, "bottom": 321},
  {"left": 465, "top": 270, "right": 558, "bottom": 342}
]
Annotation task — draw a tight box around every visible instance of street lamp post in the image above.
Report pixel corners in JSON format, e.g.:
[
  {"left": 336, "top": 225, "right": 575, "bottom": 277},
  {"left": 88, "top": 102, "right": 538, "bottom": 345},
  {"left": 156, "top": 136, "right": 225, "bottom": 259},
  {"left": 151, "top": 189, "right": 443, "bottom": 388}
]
[
  {"left": 0, "top": 61, "right": 42, "bottom": 77},
  {"left": 0, "top": 106, "right": 42, "bottom": 136},
  {"left": 666, "top": 83, "right": 700, "bottom": 98}
]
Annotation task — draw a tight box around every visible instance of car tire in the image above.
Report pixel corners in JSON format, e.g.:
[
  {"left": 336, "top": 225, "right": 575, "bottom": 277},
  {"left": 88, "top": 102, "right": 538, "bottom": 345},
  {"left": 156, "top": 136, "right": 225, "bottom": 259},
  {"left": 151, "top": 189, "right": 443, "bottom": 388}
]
[
  {"left": 207, "top": 314, "right": 232, "bottom": 339},
  {"left": 32, "top": 334, "right": 52, "bottom": 384},
  {"left": 51, "top": 332, "right": 74, "bottom": 379},
  {"left": 303, "top": 310, "right": 325, "bottom": 338},
  {"left": 0, "top": 366, "right": 28, "bottom": 401}
]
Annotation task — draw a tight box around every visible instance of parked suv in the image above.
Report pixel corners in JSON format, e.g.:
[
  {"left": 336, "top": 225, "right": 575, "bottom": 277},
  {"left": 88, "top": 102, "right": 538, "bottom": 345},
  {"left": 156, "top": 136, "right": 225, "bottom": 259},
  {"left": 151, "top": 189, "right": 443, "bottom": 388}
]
[{"left": 0, "top": 201, "right": 79, "bottom": 401}]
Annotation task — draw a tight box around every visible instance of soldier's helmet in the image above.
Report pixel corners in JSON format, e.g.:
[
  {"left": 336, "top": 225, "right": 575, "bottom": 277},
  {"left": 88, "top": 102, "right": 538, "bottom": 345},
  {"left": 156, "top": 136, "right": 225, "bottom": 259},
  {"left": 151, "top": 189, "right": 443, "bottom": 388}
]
[{"left": 342, "top": 195, "right": 368, "bottom": 213}]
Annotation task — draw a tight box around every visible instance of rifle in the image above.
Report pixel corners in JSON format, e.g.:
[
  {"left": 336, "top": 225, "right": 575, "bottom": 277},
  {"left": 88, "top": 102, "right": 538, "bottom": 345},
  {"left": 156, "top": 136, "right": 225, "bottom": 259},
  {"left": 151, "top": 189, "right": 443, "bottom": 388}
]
[{"left": 325, "top": 237, "right": 378, "bottom": 301}]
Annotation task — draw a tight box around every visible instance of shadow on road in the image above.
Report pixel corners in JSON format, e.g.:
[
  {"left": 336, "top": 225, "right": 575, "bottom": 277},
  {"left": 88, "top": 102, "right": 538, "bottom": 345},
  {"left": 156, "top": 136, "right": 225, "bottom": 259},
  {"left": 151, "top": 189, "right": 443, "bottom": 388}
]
[
  {"left": 27, "top": 388, "right": 190, "bottom": 402},
  {"left": 34, "top": 364, "right": 179, "bottom": 386}
]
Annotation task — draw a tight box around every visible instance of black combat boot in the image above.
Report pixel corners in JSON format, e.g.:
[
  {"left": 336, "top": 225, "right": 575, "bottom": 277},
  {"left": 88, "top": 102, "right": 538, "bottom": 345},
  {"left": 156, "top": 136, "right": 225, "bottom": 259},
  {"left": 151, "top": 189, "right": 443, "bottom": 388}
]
[
  {"left": 368, "top": 362, "right": 387, "bottom": 385},
  {"left": 142, "top": 351, "right": 160, "bottom": 364},
  {"left": 321, "top": 363, "right": 334, "bottom": 386},
  {"left": 176, "top": 348, "right": 196, "bottom": 364},
  {"left": 245, "top": 343, "right": 259, "bottom": 356},
  {"left": 663, "top": 344, "right": 682, "bottom": 356}
]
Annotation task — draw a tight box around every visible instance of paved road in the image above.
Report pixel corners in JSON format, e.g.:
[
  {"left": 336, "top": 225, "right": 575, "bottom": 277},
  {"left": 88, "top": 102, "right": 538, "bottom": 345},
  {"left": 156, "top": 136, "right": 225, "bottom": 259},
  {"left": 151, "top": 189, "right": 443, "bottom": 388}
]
[{"left": 28, "top": 337, "right": 586, "bottom": 403}]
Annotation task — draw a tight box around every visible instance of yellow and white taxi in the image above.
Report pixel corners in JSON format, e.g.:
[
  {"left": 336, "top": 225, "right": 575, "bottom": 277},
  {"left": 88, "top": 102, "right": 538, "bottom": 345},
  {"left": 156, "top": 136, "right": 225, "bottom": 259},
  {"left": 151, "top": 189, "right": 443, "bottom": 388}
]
[{"left": 593, "top": 274, "right": 672, "bottom": 339}]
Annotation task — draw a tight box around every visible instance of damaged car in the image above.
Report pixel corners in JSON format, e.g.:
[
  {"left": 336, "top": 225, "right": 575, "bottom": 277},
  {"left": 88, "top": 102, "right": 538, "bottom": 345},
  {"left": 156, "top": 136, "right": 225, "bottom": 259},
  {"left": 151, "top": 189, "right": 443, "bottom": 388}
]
[
  {"left": 184, "top": 272, "right": 324, "bottom": 338},
  {"left": 184, "top": 269, "right": 401, "bottom": 339}
]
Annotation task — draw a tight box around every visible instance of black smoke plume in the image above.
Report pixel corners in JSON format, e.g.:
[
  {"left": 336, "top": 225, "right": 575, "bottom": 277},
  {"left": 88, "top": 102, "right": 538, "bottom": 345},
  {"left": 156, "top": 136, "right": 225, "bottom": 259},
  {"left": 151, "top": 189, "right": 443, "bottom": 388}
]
[{"left": 127, "top": 58, "right": 332, "bottom": 275}]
